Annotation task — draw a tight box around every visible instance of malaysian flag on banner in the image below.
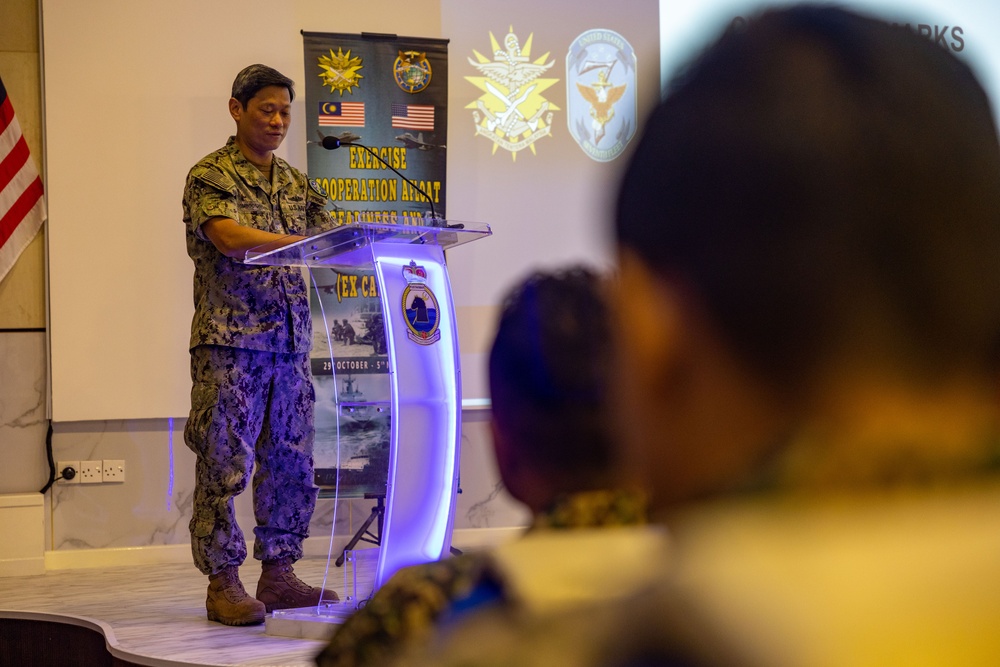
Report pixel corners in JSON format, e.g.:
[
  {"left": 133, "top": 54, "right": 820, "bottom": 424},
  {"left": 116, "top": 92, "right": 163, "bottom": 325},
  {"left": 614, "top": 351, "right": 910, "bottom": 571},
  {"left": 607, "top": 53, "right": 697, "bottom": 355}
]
[
  {"left": 318, "top": 101, "right": 365, "bottom": 127},
  {"left": 0, "top": 75, "right": 45, "bottom": 283},
  {"left": 391, "top": 103, "right": 434, "bottom": 131}
]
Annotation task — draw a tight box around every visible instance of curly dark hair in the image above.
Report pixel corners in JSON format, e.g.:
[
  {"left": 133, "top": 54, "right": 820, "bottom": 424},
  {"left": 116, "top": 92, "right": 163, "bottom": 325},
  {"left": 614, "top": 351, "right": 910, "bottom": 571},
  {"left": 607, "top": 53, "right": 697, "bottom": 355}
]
[{"left": 488, "top": 267, "right": 613, "bottom": 477}]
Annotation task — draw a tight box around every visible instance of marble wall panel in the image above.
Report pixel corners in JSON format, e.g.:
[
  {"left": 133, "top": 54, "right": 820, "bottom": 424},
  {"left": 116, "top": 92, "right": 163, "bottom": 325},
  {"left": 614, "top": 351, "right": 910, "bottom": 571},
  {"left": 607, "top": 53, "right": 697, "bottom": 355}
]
[
  {"left": 0, "top": 332, "right": 48, "bottom": 496},
  {"left": 454, "top": 409, "right": 531, "bottom": 530},
  {"left": 48, "top": 409, "right": 526, "bottom": 556},
  {"left": 50, "top": 419, "right": 194, "bottom": 550}
]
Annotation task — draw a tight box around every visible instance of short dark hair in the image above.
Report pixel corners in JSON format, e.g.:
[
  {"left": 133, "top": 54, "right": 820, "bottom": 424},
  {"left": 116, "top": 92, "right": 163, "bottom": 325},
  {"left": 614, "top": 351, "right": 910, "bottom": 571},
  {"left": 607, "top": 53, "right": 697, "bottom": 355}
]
[
  {"left": 616, "top": 4, "right": 1000, "bottom": 385},
  {"left": 231, "top": 64, "right": 295, "bottom": 108},
  {"left": 489, "top": 267, "right": 613, "bottom": 478}
]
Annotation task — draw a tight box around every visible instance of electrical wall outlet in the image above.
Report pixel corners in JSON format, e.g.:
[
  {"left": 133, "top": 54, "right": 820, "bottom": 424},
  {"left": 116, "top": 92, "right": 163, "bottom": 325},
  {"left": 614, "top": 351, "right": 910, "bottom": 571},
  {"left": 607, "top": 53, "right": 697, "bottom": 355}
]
[
  {"left": 57, "top": 460, "right": 81, "bottom": 485},
  {"left": 79, "top": 460, "right": 103, "bottom": 484},
  {"left": 102, "top": 459, "right": 125, "bottom": 483}
]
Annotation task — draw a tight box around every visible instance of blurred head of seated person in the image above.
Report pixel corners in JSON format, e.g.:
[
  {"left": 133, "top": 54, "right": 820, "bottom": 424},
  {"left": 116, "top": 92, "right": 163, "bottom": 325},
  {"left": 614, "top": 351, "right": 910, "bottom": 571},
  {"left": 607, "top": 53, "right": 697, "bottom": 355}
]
[
  {"left": 315, "top": 267, "right": 664, "bottom": 667},
  {"left": 488, "top": 267, "right": 637, "bottom": 524},
  {"left": 617, "top": 4, "right": 1000, "bottom": 511},
  {"left": 379, "top": 6, "right": 1000, "bottom": 667},
  {"left": 607, "top": 3, "right": 1000, "bottom": 665}
]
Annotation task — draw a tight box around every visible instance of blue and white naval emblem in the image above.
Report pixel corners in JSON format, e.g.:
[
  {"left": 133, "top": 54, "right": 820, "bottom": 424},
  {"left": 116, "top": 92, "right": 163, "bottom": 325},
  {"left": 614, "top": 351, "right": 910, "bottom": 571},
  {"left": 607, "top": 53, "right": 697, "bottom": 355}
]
[
  {"left": 401, "top": 261, "right": 441, "bottom": 345},
  {"left": 566, "top": 29, "right": 638, "bottom": 162}
]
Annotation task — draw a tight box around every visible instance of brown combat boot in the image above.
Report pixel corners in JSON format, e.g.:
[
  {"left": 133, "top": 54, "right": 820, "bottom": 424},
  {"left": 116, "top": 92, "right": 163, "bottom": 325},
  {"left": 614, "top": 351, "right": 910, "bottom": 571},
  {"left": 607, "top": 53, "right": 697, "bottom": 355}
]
[
  {"left": 206, "top": 566, "right": 266, "bottom": 626},
  {"left": 256, "top": 557, "right": 339, "bottom": 612}
]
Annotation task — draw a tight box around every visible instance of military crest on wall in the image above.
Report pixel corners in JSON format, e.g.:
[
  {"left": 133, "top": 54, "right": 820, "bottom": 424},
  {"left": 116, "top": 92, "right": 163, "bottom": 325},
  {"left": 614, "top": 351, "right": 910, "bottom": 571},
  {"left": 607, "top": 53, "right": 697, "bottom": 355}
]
[
  {"left": 566, "top": 29, "right": 637, "bottom": 162},
  {"left": 466, "top": 28, "right": 560, "bottom": 159}
]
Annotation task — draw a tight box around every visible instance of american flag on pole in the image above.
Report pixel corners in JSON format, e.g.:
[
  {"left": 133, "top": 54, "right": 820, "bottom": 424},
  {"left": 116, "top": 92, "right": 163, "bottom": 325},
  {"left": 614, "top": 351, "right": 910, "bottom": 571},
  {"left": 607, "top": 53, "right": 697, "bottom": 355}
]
[
  {"left": 0, "top": 75, "right": 45, "bottom": 283},
  {"left": 391, "top": 103, "right": 434, "bottom": 131}
]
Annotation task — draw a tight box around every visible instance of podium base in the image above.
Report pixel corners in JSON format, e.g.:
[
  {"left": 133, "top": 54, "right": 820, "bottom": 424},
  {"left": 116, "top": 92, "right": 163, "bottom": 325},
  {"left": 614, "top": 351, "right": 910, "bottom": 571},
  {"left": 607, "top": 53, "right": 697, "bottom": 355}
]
[
  {"left": 266, "top": 546, "right": 378, "bottom": 639},
  {"left": 265, "top": 601, "right": 355, "bottom": 639}
]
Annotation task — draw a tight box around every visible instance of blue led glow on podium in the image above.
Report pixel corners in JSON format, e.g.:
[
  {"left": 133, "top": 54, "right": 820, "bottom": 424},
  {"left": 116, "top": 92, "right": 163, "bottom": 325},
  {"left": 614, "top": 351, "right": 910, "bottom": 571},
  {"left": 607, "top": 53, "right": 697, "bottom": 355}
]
[{"left": 244, "top": 219, "right": 491, "bottom": 632}]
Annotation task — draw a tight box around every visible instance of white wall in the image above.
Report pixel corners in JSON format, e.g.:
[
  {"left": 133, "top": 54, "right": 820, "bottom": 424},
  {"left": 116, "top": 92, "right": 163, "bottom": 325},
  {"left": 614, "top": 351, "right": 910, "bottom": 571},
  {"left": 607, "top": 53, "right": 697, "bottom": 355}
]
[
  {"left": 42, "top": 0, "right": 444, "bottom": 421},
  {"left": 42, "top": 0, "right": 660, "bottom": 420}
]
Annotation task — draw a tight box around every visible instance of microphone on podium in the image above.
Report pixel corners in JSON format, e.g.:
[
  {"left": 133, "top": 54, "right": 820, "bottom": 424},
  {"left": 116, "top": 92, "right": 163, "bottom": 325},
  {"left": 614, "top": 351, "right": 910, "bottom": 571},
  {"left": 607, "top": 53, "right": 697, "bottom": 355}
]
[
  {"left": 317, "top": 135, "right": 462, "bottom": 228},
  {"left": 320, "top": 135, "right": 346, "bottom": 150}
]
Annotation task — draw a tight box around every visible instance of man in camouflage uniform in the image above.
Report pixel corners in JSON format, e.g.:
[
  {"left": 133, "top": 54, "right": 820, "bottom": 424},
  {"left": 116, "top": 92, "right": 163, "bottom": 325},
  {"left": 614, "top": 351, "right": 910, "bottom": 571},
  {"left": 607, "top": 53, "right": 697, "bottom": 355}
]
[{"left": 182, "top": 64, "right": 337, "bottom": 626}]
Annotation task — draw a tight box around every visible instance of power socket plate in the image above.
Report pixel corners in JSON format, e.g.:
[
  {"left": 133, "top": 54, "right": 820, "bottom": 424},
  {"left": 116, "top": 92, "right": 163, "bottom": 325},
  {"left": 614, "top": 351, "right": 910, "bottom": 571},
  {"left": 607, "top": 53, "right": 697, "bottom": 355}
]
[
  {"left": 102, "top": 459, "right": 125, "bottom": 483},
  {"left": 80, "top": 460, "right": 103, "bottom": 484}
]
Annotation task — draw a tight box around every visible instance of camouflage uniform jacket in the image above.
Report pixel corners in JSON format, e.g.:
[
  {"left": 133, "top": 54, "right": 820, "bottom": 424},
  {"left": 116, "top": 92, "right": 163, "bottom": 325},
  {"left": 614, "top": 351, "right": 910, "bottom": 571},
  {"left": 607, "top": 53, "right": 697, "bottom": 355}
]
[
  {"left": 183, "top": 136, "right": 330, "bottom": 353},
  {"left": 315, "top": 490, "right": 648, "bottom": 667}
]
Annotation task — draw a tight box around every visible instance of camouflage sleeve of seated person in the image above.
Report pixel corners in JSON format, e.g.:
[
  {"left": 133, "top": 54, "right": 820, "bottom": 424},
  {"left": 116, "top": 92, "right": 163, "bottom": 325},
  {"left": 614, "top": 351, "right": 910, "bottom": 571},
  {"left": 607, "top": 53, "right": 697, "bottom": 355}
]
[{"left": 315, "top": 553, "right": 508, "bottom": 667}]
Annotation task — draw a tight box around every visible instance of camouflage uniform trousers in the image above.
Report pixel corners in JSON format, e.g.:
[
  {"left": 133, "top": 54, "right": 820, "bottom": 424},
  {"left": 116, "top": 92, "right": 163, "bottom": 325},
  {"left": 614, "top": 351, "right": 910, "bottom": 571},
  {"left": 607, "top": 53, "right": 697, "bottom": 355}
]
[{"left": 184, "top": 344, "right": 318, "bottom": 575}]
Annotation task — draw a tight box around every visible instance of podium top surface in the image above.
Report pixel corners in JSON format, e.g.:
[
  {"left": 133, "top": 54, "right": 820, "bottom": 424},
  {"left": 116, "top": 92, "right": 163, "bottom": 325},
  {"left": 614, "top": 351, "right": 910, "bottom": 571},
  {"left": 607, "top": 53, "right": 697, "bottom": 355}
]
[{"left": 243, "top": 219, "right": 491, "bottom": 267}]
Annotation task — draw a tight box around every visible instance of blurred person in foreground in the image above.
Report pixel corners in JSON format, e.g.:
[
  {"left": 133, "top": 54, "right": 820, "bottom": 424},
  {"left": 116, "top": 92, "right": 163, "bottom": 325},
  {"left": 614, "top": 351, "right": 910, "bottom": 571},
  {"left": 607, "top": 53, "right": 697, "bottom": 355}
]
[
  {"left": 390, "top": 5, "right": 1000, "bottom": 665},
  {"left": 315, "top": 267, "right": 663, "bottom": 666}
]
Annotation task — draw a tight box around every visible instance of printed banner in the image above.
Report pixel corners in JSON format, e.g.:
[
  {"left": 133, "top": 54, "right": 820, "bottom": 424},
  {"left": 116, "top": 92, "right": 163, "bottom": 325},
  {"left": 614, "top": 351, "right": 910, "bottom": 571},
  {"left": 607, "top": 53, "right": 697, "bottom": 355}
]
[
  {"left": 303, "top": 32, "right": 449, "bottom": 226},
  {"left": 303, "top": 33, "right": 448, "bottom": 497}
]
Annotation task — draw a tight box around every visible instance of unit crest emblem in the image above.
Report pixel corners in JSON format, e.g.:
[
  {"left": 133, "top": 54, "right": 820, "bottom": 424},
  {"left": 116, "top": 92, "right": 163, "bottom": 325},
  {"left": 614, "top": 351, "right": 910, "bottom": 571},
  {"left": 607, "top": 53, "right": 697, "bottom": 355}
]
[
  {"left": 318, "top": 47, "right": 364, "bottom": 95},
  {"left": 401, "top": 261, "right": 441, "bottom": 345},
  {"left": 394, "top": 50, "right": 433, "bottom": 93},
  {"left": 465, "top": 28, "right": 560, "bottom": 160},
  {"left": 566, "top": 29, "right": 637, "bottom": 162}
]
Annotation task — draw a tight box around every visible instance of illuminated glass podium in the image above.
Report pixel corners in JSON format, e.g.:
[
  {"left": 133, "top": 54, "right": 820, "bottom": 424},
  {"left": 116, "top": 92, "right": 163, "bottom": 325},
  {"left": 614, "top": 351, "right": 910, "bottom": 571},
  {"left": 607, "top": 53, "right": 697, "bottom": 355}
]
[{"left": 243, "top": 219, "right": 491, "bottom": 637}]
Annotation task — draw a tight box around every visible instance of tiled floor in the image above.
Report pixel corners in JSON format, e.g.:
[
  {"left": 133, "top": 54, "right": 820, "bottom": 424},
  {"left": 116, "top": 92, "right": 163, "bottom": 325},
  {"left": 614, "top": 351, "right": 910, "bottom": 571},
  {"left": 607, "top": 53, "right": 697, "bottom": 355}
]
[{"left": 0, "top": 555, "right": 369, "bottom": 667}]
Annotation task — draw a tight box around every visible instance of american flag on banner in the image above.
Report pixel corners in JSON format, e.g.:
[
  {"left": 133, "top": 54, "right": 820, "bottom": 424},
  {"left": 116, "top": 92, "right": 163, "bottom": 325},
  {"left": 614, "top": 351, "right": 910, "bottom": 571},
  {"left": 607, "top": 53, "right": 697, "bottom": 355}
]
[
  {"left": 391, "top": 103, "right": 434, "bottom": 131},
  {"left": 318, "top": 101, "right": 366, "bottom": 127},
  {"left": 0, "top": 75, "right": 45, "bottom": 283}
]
